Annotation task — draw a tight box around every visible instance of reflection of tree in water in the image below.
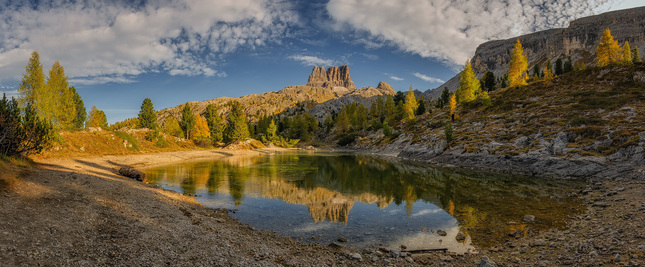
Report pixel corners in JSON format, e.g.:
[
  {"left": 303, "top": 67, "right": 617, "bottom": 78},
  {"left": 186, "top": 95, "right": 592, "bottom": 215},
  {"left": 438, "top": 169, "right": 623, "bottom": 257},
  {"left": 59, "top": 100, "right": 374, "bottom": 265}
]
[
  {"left": 227, "top": 166, "right": 249, "bottom": 206},
  {"left": 145, "top": 153, "right": 584, "bottom": 248}
]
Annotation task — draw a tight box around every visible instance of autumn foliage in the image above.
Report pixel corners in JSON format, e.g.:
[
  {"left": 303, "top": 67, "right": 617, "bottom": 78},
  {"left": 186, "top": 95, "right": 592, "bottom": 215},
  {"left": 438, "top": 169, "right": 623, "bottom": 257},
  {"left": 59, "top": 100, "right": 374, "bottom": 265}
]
[
  {"left": 457, "top": 60, "right": 481, "bottom": 103},
  {"left": 508, "top": 40, "right": 528, "bottom": 87},
  {"left": 596, "top": 29, "right": 621, "bottom": 67}
]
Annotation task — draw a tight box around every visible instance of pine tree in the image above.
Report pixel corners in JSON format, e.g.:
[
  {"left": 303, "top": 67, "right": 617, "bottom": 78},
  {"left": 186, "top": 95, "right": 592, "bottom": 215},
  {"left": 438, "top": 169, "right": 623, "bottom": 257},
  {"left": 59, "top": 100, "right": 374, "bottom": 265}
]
[
  {"left": 482, "top": 71, "right": 496, "bottom": 91},
  {"left": 137, "top": 98, "right": 157, "bottom": 129},
  {"left": 193, "top": 115, "right": 210, "bottom": 138},
  {"left": 403, "top": 87, "right": 418, "bottom": 120},
  {"left": 532, "top": 64, "right": 541, "bottom": 78},
  {"left": 225, "top": 101, "right": 249, "bottom": 142},
  {"left": 555, "top": 58, "right": 563, "bottom": 76},
  {"left": 384, "top": 95, "right": 396, "bottom": 125},
  {"left": 335, "top": 108, "right": 351, "bottom": 135},
  {"left": 622, "top": 41, "right": 632, "bottom": 64},
  {"left": 179, "top": 103, "right": 195, "bottom": 139},
  {"left": 415, "top": 98, "right": 426, "bottom": 115},
  {"left": 266, "top": 119, "right": 277, "bottom": 140},
  {"left": 70, "top": 87, "right": 86, "bottom": 129},
  {"left": 508, "top": 39, "right": 529, "bottom": 87},
  {"left": 18, "top": 51, "right": 45, "bottom": 108},
  {"left": 596, "top": 29, "right": 620, "bottom": 67},
  {"left": 457, "top": 60, "right": 481, "bottom": 102},
  {"left": 87, "top": 106, "right": 108, "bottom": 129},
  {"left": 205, "top": 104, "right": 225, "bottom": 143},
  {"left": 633, "top": 46, "right": 643, "bottom": 64},
  {"left": 564, "top": 57, "right": 574, "bottom": 73}
]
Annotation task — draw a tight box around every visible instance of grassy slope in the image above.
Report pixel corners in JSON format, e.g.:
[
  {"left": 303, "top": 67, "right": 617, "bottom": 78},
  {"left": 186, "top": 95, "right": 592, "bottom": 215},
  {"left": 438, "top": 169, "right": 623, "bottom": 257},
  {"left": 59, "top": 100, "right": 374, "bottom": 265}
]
[
  {"left": 360, "top": 65, "right": 645, "bottom": 160},
  {"left": 38, "top": 129, "right": 202, "bottom": 159}
]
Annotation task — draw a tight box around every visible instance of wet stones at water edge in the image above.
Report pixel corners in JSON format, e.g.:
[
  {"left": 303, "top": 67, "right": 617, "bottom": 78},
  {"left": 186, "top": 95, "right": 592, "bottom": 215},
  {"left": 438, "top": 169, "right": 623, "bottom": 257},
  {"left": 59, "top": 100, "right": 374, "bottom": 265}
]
[{"left": 118, "top": 166, "right": 145, "bottom": 181}]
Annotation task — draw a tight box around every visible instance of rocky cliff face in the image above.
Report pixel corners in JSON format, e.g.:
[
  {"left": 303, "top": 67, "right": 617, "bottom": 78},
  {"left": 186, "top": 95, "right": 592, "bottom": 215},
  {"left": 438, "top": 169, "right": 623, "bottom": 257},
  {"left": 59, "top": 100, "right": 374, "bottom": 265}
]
[
  {"left": 307, "top": 65, "right": 356, "bottom": 89},
  {"left": 427, "top": 6, "right": 645, "bottom": 98}
]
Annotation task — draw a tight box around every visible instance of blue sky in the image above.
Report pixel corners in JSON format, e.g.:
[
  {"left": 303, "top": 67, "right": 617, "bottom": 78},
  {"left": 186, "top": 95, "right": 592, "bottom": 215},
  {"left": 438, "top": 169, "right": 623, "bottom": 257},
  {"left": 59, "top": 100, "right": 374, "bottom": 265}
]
[{"left": 0, "top": 0, "right": 642, "bottom": 123}]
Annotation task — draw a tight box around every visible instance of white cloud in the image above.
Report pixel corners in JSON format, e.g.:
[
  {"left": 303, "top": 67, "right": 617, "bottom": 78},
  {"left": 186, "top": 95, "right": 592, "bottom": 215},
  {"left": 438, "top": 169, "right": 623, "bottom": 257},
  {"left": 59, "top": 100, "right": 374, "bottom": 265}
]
[
  {"left": 414, "top": 73, "right": 445, "bottom": 84},
  {"left": 68, "top": 76, "right": 137, "bottom": 86},
  {"left": 289, "top": 55, "right": 337, "bottom": 66},
  {"left": 0, "top": 0, "right": 297, "bottom": 85},
  {"left": 327, "top": 0, "right": 612, "bottom": 65},
  {"left": 389, "top": 75, "right": 403, "bottom": 81},
  {"left": 0, "top": 89, "right": 19, "bottom": 99}
]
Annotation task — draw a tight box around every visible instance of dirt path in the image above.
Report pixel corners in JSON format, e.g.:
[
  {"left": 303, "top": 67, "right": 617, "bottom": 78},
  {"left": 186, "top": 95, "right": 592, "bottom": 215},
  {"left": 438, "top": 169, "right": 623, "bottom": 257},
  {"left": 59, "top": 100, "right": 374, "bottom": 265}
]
[{"left": 1, "top": 149, "right": 644, "bottom": 266}]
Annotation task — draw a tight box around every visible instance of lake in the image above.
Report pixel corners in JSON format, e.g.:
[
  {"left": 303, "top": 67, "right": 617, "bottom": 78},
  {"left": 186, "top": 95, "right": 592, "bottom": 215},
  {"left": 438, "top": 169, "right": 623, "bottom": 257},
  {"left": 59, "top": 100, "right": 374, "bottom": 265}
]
[{"left": 143, "top": 152, "right": 584, "bottom": 254}]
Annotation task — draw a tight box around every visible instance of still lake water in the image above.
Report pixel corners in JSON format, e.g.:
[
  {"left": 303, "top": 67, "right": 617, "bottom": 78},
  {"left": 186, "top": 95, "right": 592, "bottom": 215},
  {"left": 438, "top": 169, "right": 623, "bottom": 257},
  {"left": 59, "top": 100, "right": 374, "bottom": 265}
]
[{"left": 144, "top": 152, "right": 584, "bottom": 253}]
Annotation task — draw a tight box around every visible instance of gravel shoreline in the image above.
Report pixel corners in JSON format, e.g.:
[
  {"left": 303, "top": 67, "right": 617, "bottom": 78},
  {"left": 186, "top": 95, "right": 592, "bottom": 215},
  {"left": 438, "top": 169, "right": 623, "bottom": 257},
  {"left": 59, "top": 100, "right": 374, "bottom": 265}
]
[{"left": 1, "top": 149, "right": 643, "bottom": 266}]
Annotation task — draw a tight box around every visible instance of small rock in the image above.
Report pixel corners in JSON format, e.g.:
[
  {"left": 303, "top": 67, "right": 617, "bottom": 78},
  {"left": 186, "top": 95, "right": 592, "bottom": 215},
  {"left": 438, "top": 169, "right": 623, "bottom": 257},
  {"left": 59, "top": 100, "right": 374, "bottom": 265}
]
[
  {"left": 350, "top": 253, "right": 362, "bottom": 261},
  {"left": 523, "top": 215, "right": 535, "bottom": 223},
  {"left": 328, "top": 242, "right": 344, "bottom": 249},
  {"left": 440, "top": 255, "right": 453, "bottom": 262},
  {"left": 479, "top": 256, "right": 498, "bottom": 267},
  {"left": 399, "top": 252, "right": 408, "bottom": 258},
  {"left": 614, "top": 253, "right": 621, "bottom": 262},
  {"left": 592, "top": 202, "right": 610, "bottom": 208},
  {"left": 437, "top": 230, "right": 448, "bottom": 236},
  {"left": 615, "top": 187, "right": 626, "bottom": 191},
  {"left": 337, "top": 236, "right": 347, "bottom": 243},
  {"left": 405, "top": 256, "right": 414, "bottom": 263},
  {"left": 389, "top": 250, "right": 400, "bottom": 258},
  {"left": 400, "top": 244, "right": 407, "bottom": 250},
  {"left": 530, "top": 239, "right": 547, "bottom": 247},
  {"left": 371, "top": 256, "right": 378, "bottom": 262},
  {"left": 381, "top": 259, "right": 390, "bottom": 265},
  {"left": 456, "top": 232, "right": 466, "bottom": 241}
]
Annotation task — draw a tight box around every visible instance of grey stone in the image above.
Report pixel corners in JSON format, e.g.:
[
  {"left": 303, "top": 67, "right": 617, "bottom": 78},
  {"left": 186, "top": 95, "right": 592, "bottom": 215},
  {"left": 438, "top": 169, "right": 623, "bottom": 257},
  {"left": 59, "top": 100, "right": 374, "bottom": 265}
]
[
  {"left": 523, "top": 215, "right": 535, "bottom": 223},
  {"left": 479, "top": 256, "right": 498, "bottom": 267},
  {"left": 350, "top": 253, "right": 362, "bottom": 261},
  {"left": 437, "top": 230, "right": 447, "bottom": 236},
  {"left": 456, "top": 232, "right": 466, "bottom": 241}
]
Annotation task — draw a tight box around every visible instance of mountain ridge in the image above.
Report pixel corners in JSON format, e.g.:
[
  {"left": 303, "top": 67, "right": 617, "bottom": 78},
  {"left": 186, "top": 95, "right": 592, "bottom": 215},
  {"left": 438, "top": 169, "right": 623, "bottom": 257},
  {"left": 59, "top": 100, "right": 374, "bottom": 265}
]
[{"left": 426, "top": 6, "right": 645, "bottom": 99}]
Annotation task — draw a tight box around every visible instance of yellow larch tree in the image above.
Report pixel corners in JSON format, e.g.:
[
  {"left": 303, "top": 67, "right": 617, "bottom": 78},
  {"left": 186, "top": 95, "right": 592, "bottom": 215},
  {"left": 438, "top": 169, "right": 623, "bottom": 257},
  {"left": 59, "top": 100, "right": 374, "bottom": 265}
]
[
  {"left": 543, "top": 66, "right": 554, "bottom": 86},
  {"left": 622, "top": 41, "right": 632, "bottom": 64},
  {"left": 193, "top": 115, "right": 210, "bottom": 138},
  {"left": 508, "top": 39, "right": 528, "bottom": 87},
  {"left": 403, "top": 87, "right": 418, "bottom": 120},
  {"left": 457, "top": 60, "right": 481, "bottom": 103},
  {"left": 596, "top": 29, "right": 620, "bottom": 67},
  {"left": 449, "top": 94, "right": 457, "bottom": 121}
]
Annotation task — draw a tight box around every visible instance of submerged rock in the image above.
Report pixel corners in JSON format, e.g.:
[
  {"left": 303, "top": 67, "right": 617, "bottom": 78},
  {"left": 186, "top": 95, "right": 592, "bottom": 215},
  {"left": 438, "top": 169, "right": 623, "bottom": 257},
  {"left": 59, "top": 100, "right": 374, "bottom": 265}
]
[{"left": 118, "top": 166, "right": 145, "bottom": 181}]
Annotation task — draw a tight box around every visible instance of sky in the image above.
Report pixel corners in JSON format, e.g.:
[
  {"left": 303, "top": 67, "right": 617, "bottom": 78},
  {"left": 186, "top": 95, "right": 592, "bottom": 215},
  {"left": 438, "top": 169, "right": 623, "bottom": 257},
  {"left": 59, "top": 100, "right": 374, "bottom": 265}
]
[{"left": 0, "top": 0, "right": 642, "bottom": 123}]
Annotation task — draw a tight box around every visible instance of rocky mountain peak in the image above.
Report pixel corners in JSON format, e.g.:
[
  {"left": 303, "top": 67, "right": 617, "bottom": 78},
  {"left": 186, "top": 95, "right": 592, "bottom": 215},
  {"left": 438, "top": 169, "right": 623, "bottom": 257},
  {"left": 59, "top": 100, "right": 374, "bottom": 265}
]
[
  {"left": 307, "top": 65, "right": 356, "bottom": 89},
  {"left": 376, "top": 81, "right": 395, "bottom": 95}
]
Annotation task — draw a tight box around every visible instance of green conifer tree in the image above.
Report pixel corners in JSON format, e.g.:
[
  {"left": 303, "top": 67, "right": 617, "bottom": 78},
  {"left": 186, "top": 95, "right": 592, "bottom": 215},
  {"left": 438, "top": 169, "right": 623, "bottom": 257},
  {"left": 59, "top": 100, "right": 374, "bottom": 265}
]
[
  {"left": 555, "top": 58, "right": 563, "bottom": 76},
  {"left": 205, "top": 104, "right": 225, "bottom": 143},
  {"left": 225, "top": 101, "right": 249, "bottom": 142},
  {"left": 633, "top": 46, "right": 643, "bottom": 64},
  {"left": 70, "top": 87, "right": 86, "bottom": 129},
  {"left": 179, "top": 103, "right": 195, "bottom": 139},
  {"left": 137, "top": 98, "right": 157, "bottom": 129},
  {"left": 384, "top": 95, "right": 396, "bottom": 125}
]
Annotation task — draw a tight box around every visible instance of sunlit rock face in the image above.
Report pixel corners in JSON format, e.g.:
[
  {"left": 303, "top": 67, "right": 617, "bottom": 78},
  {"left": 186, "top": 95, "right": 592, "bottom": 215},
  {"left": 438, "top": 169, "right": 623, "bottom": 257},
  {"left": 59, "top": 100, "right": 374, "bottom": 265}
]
[
  {"left": 428, "top": 6, "right": 645, "bottom": 98},
  {"left": 307, "top": 65, "right": 356, "bottom": 90}
]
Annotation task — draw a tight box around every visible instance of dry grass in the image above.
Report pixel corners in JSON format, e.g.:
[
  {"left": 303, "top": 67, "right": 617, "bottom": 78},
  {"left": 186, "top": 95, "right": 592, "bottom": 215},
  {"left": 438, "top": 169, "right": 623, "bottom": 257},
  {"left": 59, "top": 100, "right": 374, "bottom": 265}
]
[
  {"left": 37, "top": 129, "right": 202, "bottom": 159},
  {"left": 0, "top": 156, "right": 32, "bottom": 191}
]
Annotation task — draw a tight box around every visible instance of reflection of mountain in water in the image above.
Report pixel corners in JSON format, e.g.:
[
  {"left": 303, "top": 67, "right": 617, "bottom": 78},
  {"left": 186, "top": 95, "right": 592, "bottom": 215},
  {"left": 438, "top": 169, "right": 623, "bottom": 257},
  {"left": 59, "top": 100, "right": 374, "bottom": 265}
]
[
  {"left": 264, "top": 181, "right": 392, "bottom": 223},
  {"left": 145, "top": 153, "right": 584, "bottom": 248}
]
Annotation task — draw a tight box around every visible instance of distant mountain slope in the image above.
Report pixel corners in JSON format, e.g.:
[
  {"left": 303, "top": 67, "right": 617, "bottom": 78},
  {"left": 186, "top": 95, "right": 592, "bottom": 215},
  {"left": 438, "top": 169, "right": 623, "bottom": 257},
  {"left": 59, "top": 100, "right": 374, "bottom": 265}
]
[
  {"left": 426, "top": 6, "right": 645, "bottom": 99},
  {"left": 156, "top": 65, "right": 394, "bottom": 126}
]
